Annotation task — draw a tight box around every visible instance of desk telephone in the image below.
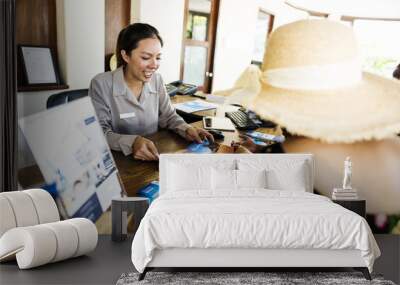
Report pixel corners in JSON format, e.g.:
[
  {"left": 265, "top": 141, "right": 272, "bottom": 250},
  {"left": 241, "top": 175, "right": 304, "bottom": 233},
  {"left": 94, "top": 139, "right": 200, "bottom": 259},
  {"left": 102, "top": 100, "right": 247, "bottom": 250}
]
[{"left": 165, "top": 80, "right": 198, "bottom": 97}]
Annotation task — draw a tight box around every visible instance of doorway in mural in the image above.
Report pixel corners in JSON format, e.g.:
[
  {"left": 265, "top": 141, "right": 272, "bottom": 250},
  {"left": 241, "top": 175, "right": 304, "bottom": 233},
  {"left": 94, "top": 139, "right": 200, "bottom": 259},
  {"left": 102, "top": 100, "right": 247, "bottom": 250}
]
[{"left": 181, "top": 0, "right": 219, "bottom": 93}]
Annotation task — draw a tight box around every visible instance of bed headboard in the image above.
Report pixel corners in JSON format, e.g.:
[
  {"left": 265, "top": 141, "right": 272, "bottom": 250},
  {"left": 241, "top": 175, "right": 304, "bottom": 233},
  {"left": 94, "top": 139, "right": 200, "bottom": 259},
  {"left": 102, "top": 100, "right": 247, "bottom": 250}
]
[{"left": 159, "top": 154, "right": 314, "bottom": 194}]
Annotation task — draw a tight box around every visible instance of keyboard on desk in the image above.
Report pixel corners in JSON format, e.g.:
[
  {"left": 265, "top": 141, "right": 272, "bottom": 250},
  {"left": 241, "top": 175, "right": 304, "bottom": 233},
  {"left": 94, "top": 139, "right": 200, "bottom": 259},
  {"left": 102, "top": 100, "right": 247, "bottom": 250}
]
[{"left": 225, "top": 109, "right": 259, "bottom": 130}]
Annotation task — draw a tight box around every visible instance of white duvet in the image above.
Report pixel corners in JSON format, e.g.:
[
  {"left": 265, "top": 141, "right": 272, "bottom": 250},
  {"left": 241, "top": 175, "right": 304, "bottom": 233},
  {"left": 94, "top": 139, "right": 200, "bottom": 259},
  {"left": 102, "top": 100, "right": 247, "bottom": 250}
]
[{"left": 131, "top": 190, "right": 380, "bottom": 273}]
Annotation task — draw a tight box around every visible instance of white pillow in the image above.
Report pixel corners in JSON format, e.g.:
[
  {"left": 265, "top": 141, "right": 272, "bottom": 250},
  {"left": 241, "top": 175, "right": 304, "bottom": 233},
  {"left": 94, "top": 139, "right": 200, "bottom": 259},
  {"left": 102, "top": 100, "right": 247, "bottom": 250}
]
[
  {"left": 212, "top": 168, "right": 236, "bottom": 191},
  {"left": 211, "top": 169, "right": 268, "bottom": 191},
  {"left": 266, "top": 162, "right": 308, "bottom": 191},
  {"left": 237, "top": 158, "right": 309, "bottom": 191},
  {"left": 167, "top": 163, "right": 211, "bottom": 191},
  {"left": 236, "top": 169, "right": 267, "bottom": 189}
]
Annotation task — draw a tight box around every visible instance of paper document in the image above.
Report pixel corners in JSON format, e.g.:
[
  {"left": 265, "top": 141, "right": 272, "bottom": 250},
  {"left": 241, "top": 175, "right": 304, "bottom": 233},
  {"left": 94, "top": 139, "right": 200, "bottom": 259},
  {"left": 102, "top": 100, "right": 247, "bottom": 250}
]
[
  {"left": 19, "top": 97, "right": 122, "bottom": 222},
  {"left": 203, "top": 116, "right": 236, "bottom": 132},
  {"left": 174, "top": 99, "right": 217, "bottom": 113}
]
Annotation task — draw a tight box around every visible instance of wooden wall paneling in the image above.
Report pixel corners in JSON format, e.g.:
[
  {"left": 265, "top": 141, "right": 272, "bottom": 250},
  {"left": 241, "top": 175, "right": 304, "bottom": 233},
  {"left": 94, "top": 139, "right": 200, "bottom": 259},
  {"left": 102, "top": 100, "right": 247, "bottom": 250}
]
[
  {"left": 16, "top": 0, "right": 57, "bottom": 50},
  {"left": 16, "top": 0, "right": 65, "bottom": 89},
  {"left": 179, "top": 0, "right": 189, "bottom": 81},
  {"left": 105, "top": 0, "right": 131, "bottom": 71},
  {"left": 205, "top": 0, "right": 220, "bottom": 93}
]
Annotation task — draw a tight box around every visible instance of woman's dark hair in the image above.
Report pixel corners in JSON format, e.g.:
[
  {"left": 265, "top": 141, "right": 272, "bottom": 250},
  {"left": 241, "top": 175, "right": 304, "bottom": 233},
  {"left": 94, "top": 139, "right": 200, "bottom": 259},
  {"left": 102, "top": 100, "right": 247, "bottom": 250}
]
[
  {"left": 393, "top": 63, "right": 400, "bottom": 80},
  {"left": 116, "top": 23, "right": 163, "bottom": 68}
]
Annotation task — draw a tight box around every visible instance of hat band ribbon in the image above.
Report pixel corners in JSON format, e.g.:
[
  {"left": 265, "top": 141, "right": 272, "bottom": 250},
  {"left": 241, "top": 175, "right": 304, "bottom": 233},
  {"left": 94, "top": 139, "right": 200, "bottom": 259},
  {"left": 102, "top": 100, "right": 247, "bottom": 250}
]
[{"left": 261, "top": 59, "right": 362, "bottom": 90}]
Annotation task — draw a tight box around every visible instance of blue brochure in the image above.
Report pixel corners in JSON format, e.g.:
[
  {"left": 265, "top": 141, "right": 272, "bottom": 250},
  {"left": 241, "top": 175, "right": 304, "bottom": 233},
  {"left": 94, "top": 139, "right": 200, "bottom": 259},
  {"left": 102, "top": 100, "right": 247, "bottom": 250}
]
[
  {"left": 245, "top": 131, "right": 285, "bottom": 143},
  {"left": 137, "top": 181, "right": 159, "bottom": 203},
  {"left": 185, "top": 140, "right": 213, "bottom": 154}
]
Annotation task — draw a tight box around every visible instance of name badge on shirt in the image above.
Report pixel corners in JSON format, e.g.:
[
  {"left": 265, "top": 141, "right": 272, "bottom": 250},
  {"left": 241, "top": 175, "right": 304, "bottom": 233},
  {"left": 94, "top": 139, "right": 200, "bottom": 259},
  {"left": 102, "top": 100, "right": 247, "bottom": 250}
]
[{"left": 120, "top": 112, "right": 136, "bottom": 119}]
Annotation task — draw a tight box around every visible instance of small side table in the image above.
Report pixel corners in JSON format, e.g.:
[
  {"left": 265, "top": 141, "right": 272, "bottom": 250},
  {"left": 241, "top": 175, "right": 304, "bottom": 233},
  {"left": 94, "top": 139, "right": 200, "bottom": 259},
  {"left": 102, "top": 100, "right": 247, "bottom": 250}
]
[
  {"left": 333, "top": 199, "right": 366, "bottom": 218},
  {"left": 111, "top": 196, "right": 149, "bottom": 242}
]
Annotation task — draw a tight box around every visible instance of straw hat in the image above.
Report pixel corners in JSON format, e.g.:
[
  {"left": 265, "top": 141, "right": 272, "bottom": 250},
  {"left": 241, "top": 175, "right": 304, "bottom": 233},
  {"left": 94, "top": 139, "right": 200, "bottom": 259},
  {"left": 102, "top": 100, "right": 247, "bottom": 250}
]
[{"left": 217, "top": 19, "right": 400, "bottom": 143}]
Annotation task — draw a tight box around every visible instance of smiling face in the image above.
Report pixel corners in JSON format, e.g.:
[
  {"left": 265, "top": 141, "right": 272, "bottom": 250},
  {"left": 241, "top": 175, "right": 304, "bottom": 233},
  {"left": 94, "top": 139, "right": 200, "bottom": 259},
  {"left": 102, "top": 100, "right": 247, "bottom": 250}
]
[{"left": 121, "top": 37, "right": 162, "bottom": 83}]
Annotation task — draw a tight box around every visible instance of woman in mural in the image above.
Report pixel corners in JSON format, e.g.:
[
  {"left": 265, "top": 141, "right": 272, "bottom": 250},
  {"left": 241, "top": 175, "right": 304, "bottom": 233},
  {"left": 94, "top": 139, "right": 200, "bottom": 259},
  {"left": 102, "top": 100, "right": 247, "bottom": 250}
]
[
  {"left": 225, "top": 20, "right": 400, "bottom": 226},
  {"left": 393, "top": 63, "right": 400, "bottom": 80},
  {"left": 89, "top": 23, "right": 213, "bottom": 161}
]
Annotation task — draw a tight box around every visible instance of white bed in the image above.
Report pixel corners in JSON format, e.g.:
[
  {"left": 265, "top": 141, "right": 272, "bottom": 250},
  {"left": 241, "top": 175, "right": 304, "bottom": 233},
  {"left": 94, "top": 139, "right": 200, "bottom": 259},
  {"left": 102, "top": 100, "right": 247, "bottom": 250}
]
[{"left": 131, "top": 154, "right": 380, "bottom": 280}]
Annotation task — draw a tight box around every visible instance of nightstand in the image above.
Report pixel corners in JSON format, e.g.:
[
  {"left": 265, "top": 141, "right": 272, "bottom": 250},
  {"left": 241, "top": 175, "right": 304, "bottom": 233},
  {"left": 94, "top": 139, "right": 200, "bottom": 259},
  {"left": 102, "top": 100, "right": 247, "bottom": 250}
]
[
  {"left": 333, "top": 199, "right": 366, "bottom": 218},
  {"left": 112, "top": 197, "right": 149, "bottom": 242}
]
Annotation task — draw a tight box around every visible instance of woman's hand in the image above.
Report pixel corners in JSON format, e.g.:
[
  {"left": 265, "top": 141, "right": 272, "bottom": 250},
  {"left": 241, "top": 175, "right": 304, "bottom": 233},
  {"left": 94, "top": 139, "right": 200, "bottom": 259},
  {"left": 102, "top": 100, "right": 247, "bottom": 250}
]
[
  {"left": 225, "top": 142, "right": 252, "bottom": 153},
  {"left": 132, "top": 136, "right": 159, "bottom": 161},
  {"left": 231, "top": 134, "right": 262, "bottom": 153},
  {"left": 238, "top": 134, "right": 259, "bottom": 152},
  {"left": 185, "top": 127, "right": 214, "bottom": 144}
]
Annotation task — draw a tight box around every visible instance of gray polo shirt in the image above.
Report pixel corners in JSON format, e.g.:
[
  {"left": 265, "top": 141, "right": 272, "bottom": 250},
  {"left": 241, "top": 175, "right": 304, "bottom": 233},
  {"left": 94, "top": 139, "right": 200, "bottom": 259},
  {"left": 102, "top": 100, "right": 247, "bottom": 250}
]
[{"left": 89, "top": 67, "right": 190, "bottom": 156}]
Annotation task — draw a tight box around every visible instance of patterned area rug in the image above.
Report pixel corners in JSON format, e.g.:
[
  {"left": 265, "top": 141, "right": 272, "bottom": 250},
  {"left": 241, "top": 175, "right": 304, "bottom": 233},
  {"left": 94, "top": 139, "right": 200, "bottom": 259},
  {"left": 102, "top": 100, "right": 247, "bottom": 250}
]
[{"left": 116, "top": 271, "right": 395, "bottom": 285}]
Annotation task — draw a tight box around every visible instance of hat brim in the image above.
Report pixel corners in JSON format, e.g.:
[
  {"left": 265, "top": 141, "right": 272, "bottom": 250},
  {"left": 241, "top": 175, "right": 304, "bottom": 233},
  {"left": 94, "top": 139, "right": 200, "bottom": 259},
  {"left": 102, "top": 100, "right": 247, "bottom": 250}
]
[{"left": 246, "top": 72, "right": 400, "bottom": 143}]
